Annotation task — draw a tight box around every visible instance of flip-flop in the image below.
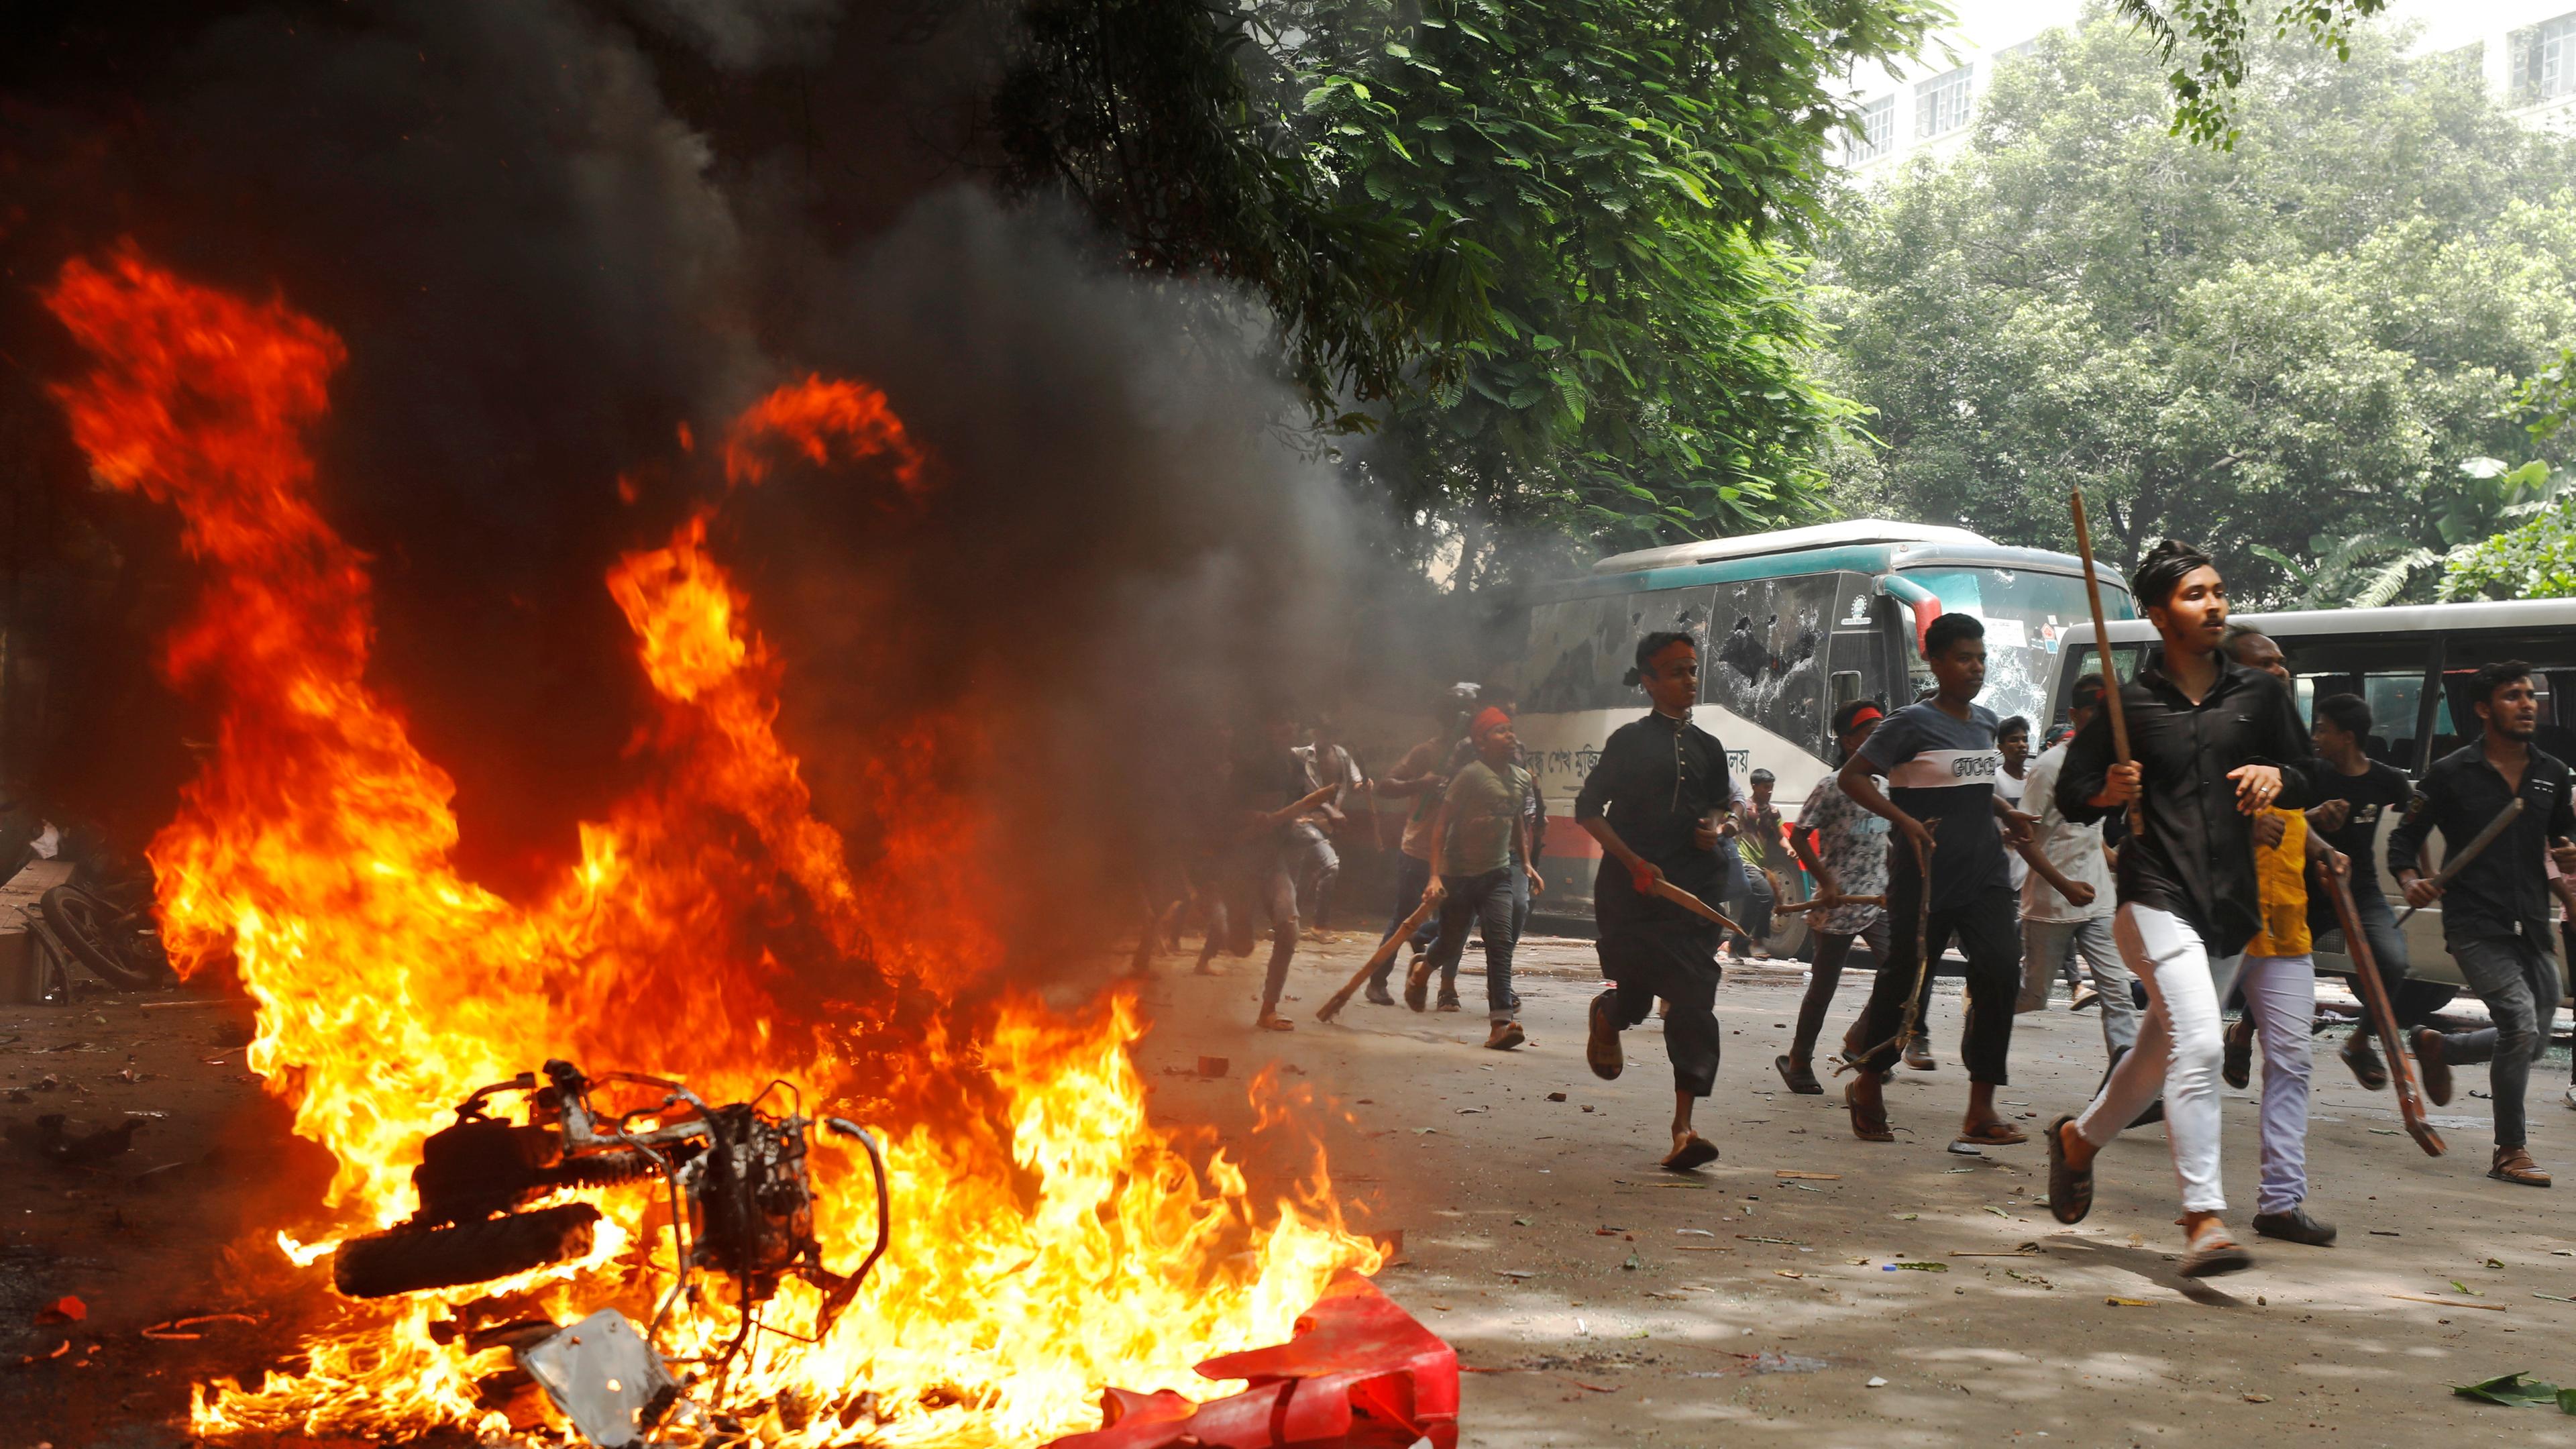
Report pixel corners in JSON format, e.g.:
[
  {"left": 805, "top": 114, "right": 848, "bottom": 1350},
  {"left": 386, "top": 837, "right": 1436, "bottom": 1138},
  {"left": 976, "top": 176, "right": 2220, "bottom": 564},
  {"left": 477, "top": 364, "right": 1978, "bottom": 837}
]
[
  {"left": 1775, "top": 1054, "right": 1823, "bottom": 1095},
  {"left": 1661, "top": 1135, "right": 1720, "bottom": 1172},
  {"left": 2045, "top": 1114, "right": 2092, "bottom": 1224},
  {"left": 1256, "top": 1013, "right": 1295, "bottom": 1032},
  {"left": 1955, "top": 1121, "right": 2029, "bottom": 1146},
  {"left": 1845, "top": 1083, "right": 1894, "bottom": 1142}
]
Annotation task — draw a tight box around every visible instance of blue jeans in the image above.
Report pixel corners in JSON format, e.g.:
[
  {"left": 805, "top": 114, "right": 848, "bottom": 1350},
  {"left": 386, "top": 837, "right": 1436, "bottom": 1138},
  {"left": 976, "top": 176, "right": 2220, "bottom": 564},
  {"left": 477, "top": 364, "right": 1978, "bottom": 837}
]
[
  {"left": 1371, "top": 853, "right": 1440, "bottom": 989},
  {"left": 1424, "top": 868, "right": 1519, "bottom": 1023},
  {"left": 2313, "top": 888, "right": 2422, "bottom": 1027}
]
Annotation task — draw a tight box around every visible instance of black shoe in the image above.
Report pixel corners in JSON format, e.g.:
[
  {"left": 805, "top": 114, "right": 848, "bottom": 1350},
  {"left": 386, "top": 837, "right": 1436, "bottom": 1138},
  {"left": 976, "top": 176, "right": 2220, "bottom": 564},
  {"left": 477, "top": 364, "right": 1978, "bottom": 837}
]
[
  {"left": 1435, "top": 994, "right": 1463, "bottom": 1013},
  {"left": 1363, "top": 983, "right": 1396, "bottom": 1007},
  {"left": 2222, "top": 1015, "right": 2253, "bottom": 1091},
  {"left": 2251, "top": 1206, "right": 2337, "bottom": 1246},
  {"left": 1587, "top": 990, "right": 1625, "bottom": 1081}
]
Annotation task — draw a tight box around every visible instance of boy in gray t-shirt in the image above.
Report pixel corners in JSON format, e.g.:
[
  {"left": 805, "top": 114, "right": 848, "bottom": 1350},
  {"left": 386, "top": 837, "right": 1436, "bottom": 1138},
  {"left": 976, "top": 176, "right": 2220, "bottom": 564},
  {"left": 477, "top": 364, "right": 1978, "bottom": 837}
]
[{"left": 1832, "top": 613, "right": 2033, "bottom": 1148}]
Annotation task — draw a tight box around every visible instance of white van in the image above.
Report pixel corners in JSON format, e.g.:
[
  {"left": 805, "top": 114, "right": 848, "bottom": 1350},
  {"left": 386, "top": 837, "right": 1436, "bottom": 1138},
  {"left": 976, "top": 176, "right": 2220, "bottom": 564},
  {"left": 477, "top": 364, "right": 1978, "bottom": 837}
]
[{"left": 2052, "top": 598, "right": 2576, "bottom": 1010}]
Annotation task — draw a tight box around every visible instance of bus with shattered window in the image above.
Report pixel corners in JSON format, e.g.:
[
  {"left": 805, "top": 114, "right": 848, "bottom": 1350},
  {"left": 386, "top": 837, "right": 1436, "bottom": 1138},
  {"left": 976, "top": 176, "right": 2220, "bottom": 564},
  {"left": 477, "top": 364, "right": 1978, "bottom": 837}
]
[{"left": 1509, "top": 520, "right": 2133, "bottom": 938}]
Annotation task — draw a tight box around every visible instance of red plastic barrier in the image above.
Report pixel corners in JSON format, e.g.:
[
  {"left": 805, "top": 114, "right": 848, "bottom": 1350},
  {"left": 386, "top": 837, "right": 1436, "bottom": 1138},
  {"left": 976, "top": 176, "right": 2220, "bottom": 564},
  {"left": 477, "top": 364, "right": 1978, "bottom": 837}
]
[{"left": 1042, "top": 1273, "right": 1457, "bottom": 1449}]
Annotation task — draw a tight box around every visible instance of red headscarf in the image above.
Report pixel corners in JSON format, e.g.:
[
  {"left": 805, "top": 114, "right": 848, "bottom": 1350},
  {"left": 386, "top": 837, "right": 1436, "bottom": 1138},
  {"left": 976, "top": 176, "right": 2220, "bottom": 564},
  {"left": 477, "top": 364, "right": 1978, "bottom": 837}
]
[{"left": 1470, "top": 706, "right": 1514, "bottom": 740}]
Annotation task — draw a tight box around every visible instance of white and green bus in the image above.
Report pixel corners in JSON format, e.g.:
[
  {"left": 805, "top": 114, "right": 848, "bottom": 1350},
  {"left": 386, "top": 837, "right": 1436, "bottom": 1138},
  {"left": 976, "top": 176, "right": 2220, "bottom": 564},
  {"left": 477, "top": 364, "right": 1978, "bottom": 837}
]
[{"left": 1510, "top": 521, "right": 2134, "bottom": 940}]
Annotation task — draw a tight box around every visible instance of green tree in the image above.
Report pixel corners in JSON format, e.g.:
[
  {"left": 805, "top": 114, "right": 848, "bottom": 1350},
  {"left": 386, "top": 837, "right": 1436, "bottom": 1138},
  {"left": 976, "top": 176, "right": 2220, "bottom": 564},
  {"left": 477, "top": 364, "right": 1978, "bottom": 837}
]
[{"left": 1819, "top": 11, "right": 2576, "bottom": 595}]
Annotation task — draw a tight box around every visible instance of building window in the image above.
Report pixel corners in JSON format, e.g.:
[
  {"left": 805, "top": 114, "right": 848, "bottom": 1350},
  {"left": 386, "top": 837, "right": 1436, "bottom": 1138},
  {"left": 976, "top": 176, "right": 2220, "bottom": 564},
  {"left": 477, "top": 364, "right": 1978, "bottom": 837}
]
[
  {"left": 1915, "top": 66, "right": 1973, "bottom": 139},
  {"left": 2511, "top": 11, "right": 2576, "bottom": 104},
  {"left": 1993, "top": 40, "right": 2038, "bottom": 66},
  {"left": 1847, "top": 94, "right": 1896, "bottom": 163}
]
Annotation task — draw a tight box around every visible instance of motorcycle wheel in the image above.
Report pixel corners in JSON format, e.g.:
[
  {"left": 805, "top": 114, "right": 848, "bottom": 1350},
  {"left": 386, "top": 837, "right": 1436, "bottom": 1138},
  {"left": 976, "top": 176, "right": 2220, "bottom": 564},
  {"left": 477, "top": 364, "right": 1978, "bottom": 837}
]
[
  {"left": 332, "top": 1203, "right": 602, "bottom": 1299},
  {"left": 40, "top": 885, "right": 173, "bottom": 989}
]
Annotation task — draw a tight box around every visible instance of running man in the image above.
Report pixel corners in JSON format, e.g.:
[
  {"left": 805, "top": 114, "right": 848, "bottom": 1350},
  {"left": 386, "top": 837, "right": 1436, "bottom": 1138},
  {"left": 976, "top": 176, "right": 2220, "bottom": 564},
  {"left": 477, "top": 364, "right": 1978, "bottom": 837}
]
[
  {"left": 1836, "top": 613, "right": 2033, "bottom": 1149},
  {"left": 2214, "top": 625, "right": 2339, "bottom": 1246},
  {"left": 1411, "top": 706, "right": 1542, "bottom": 1047},
  {"left": 1362, "top": 695, "right": 1465, "bottom": 1005},
  {"left": 2046, "top": 540, "right": 2315, "bottom": 1276},
  {"left": 1576, "top": 631, "right": 1733, "bottom": 1172},
  {"left": 2015, "top": 676, "right": 2135, "bottom": 1045},
  {"left": 1778, "top": 699, "right": 1894, "bottom": 1095},
  {"left": 2302, "top": 691, "right": 2423, "bottom": 1086},
  {"left": 2392, "top": 660, "right": 2576, "bottom": 1187}
]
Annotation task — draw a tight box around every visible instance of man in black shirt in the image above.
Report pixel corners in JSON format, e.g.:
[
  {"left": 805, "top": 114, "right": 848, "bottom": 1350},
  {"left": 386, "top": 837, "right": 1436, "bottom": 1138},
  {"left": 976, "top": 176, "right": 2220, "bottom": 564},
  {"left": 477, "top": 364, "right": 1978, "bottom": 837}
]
[
  {"left": 2304, "top": 692, "right": 2424, "bottom": 1087},
  {"left": 2390, "top": 661, "right": 2576, "bottom": 1187},
  {"left": 1576, "top": 631, "right": 1733, "bottom": 1173},
  {"left": 2045, "top": 540, "right": 2314, "bottom": 1277}
]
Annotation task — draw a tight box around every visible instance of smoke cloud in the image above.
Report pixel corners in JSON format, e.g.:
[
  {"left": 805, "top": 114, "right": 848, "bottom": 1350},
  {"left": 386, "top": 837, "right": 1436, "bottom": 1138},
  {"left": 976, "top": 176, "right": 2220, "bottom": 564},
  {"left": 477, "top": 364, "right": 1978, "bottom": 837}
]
[{"left": 0, "top": 0, "right": 1376, "bottom": 979}]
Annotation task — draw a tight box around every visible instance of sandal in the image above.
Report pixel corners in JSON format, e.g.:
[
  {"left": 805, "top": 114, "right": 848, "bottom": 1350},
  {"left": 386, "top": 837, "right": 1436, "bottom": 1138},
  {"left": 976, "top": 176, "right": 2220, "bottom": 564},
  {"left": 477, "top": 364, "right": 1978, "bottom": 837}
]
[
  {"left": 2045, "top": 1114, "right": 2092, "bottom": 1224},
  {"left": 1256, "top": 1012, "right": 1295, "bottom": 1032},
  {"left": 1845, "top": 1083, "right": 1894, "bottom": 1142},
  {"left": 1775, "top": 1054, "right": 1823, "bottom": 1095},
  {"left": 1955, "top": 1120, "right": 2029, "bottom": 1147},
  {"left": 2177, "top": 1217, "right": 2254, "bottom": 1278},
  {"left": 1662, "top": 1134, "right": 1720, "bottom": 1172}
]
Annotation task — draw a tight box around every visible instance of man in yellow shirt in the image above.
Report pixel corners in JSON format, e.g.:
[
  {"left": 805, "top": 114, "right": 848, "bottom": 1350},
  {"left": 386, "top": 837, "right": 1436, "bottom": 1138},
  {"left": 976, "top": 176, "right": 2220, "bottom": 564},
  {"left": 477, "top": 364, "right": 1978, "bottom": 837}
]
[{"left": 2220, "top": 627, "right": 2341, "bottom": 1246}]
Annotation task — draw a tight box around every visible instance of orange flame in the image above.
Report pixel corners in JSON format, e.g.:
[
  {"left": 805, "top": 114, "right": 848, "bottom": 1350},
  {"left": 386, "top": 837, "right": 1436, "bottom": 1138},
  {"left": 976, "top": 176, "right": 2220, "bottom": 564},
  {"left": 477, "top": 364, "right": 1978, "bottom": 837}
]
[{"left": 42, "top": 249, "right": 1373, "bottom": 1445}]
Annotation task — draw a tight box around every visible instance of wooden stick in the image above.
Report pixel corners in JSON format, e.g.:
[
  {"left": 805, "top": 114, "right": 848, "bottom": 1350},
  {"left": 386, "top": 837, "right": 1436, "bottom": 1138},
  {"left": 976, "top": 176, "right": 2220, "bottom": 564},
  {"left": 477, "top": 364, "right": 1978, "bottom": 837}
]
[
  {"left": 2396, "top": 798, "right": 2524, "bottom": 926},
  {"left": 2068, "top": 488, "right": 2137, "bottom": 835},
  {"left": 2320, "top": 860, "right": 2444, "bottom": 1157},
  {"left": 1645, "top": 877, "right": 1744, "bottom": 938},
  {"left": 2388, "top": 1293, "right": 2506, "bottom": 1312},
  {"left": 1316, "top": 893, "right": 1440, "bottom": 1022}
]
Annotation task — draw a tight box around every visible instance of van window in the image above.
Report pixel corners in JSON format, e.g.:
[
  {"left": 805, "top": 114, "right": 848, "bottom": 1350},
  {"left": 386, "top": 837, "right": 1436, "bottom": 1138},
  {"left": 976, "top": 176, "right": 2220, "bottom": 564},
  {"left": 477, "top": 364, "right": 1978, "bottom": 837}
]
[
  {"left": 2299, "top": 671, "right": 2431, "bottom": 770},
  {"left": 1522, "top": 589, "right": 1717, "bottom": 714},
  {"left": 2051, "top": 643, "right": 2148, "bottom": 733},
  {"left": 2430, "top": 634, "right": 2576, "bottom": 763}
]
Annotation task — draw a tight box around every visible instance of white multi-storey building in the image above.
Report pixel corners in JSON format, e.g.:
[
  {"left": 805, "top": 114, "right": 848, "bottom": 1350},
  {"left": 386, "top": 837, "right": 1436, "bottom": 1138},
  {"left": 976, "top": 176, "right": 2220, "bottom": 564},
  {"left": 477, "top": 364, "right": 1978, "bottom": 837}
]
[{"left": 1837, "top": 0, "right": 2576, "bottom": 176}]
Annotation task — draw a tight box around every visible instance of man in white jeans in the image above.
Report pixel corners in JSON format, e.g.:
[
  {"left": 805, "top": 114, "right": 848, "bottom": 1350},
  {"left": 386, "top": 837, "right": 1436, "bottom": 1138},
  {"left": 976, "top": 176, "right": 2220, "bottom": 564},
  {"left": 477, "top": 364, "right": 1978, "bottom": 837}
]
[{"left": 2044, "top": 541, "right": 2318, "bottom": 1277}]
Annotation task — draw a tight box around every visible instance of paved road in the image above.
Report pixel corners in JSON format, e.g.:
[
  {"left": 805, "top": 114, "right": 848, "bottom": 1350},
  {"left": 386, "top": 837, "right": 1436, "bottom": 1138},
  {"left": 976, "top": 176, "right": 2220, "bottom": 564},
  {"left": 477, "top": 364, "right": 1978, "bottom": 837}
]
[{"left": 1136, "top": 930, "right": 2576, "bottom": 1449}]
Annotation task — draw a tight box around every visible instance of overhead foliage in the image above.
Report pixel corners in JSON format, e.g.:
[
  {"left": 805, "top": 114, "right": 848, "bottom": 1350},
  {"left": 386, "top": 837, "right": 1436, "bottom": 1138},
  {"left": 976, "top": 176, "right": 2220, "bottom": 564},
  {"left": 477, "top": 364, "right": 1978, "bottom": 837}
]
[
  {"left": 1818, "top": 11, "right": 2576, "bottom": 598},
  {"left": 2112, "top": 0, "right": 2387, "bottom": 147}
]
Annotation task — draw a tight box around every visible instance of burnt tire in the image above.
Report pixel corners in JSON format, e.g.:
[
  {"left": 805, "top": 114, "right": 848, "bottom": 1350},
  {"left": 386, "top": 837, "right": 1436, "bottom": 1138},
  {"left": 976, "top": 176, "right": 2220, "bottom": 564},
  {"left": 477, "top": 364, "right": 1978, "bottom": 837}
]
[
  {"left": 331, "top": 1203, "right": 602, "bottom": 1299},
  {"left": 40, "top": 885, "right": 172, "bottom": 989}
]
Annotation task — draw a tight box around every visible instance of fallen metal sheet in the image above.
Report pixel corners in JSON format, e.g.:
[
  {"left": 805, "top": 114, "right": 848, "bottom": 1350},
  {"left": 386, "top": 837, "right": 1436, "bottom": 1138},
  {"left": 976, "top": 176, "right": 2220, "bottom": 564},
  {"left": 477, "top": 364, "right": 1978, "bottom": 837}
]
[
  {"left": 515, "top": 1308, "right": 679, "bottom": 1448},
  {"left": 1042, "top": 1273, "right": 1457, "bottom": 1449}
]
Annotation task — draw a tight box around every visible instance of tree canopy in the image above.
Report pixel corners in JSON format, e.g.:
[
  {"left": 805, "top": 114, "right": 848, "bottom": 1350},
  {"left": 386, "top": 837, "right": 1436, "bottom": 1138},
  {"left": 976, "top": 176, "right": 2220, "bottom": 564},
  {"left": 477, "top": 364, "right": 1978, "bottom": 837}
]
[{"left": 1818, "top": 11, "right": 2576, "bottom": 596}]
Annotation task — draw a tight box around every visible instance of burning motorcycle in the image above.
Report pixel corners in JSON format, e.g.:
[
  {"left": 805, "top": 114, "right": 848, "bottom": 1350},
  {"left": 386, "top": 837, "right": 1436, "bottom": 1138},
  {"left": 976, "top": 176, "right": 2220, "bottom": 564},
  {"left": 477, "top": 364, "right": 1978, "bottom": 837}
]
[{"left": 329, "top": 1059, "right": 888, "bottom": 1438}]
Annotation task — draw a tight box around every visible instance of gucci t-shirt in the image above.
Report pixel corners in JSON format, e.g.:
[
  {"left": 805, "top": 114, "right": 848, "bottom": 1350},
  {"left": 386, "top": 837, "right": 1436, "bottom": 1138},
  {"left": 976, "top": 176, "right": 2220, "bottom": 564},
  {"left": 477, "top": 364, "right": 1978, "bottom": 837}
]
[{"left": 1854, "top": 700, "right": 2011, "bottom": 910}]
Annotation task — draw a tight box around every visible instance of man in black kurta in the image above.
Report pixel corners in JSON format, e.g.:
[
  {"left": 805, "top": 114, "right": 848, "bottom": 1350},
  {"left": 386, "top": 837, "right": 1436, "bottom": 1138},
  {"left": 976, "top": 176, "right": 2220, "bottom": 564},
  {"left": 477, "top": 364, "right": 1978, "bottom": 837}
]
[{"left": 1576, "top": 631, "right": 1732, "bottom": 1171}]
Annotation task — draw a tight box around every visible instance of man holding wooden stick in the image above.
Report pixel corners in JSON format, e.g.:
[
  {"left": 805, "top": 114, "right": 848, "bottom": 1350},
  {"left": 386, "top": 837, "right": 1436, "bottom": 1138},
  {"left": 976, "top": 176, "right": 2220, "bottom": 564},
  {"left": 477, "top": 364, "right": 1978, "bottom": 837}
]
[
  {"left": 2389, "top": 661, "right": 2576, "bottom": 1187},
  {"left": 1575, "top": 631, "right": 1734, "bottom": 1171},
  {"left": 2045, "top": 540, "right": 2316, "bottom": 1277},
  {"left": 1835, "top": 612, "right": 2033, "bottom": 1150}
]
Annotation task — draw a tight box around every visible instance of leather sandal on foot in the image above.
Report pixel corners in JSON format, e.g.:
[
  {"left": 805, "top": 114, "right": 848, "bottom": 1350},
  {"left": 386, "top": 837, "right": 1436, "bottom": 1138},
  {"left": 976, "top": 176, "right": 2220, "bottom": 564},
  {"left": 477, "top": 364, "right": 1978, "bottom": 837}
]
[
  {"left": 1845, "top": 1083, "right": 1894, "bottom": 1142},
  {"left": 2411, "top": 1028, "right": 2453, "bottom": 1106},
  {"left": 2339, "top": 1034, "right": 2387, "bottom": 1091},
  {"left": 1586, "top": 990, "right": 1625, "bottom": 1081},
  {"left": 1955, "top": 1120, "right": 2029, "bottom": 1147},
  {"left": 2490, "top": 1146, "right": 2553, "bottom": 1187},
  {"left": 1661, "top": 1134, "right": 1720, "bottom": 1172},
  {"left": 2221, "top": 1015, "right": 2254, "bottom": 1091},
  {"left": 2045, "top": 1114, "right": 2092, "bottom": 1224},
  {"left": 1403, "top": 954, "right": 1432, "bottom": 1012},
  {"left": 2177, "top": 1218, "right": 2254, "bottom": 1278},
  {"left": 1775, "top": 1054, "right": 1823, "bottom": 1095}
]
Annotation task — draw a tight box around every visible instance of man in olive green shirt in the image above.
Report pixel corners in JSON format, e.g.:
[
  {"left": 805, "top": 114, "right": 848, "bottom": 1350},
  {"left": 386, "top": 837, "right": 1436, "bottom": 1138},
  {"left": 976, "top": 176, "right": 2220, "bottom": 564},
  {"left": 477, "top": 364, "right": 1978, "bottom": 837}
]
[{"left": 1408, "top": 707, "right": 1542, "bottom": 1049}]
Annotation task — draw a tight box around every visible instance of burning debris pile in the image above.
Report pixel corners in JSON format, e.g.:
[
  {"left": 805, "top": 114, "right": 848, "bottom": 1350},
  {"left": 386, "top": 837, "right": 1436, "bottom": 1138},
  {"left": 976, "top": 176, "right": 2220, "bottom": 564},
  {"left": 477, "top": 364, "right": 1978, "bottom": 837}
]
[{"left": 38, "top": 248, "right": 1402, "bottom": 1446}]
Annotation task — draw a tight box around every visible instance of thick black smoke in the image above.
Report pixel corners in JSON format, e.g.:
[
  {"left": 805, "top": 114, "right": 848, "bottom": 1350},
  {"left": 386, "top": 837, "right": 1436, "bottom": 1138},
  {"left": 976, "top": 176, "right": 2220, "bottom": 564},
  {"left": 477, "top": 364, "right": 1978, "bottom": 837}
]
[{"left": 0, "top": 0, "right": 1377, "bottom": 971}]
